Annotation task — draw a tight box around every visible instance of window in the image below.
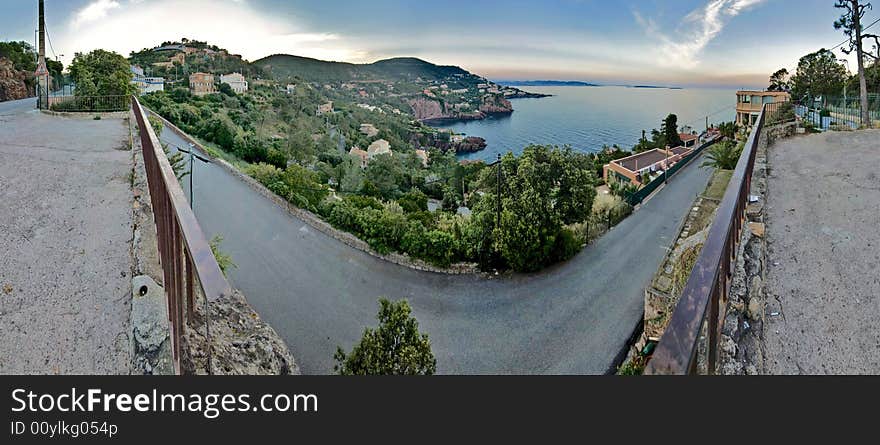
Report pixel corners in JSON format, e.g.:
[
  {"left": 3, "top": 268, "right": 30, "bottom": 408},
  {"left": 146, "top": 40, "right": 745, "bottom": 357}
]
[{"left": 741, "top": 95, "right": 750, "bottom": 104}]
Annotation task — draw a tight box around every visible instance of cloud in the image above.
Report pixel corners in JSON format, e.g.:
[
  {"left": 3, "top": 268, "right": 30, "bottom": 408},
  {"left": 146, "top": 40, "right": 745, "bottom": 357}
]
[
  {"left": 636, "top": 0, "right": 767, "bottom": 67},
  {"left": 72, "top": 0, "right": 121, "bottom": 27},
  {"left": 57, "top": 0, "right": 368, "bottom": 64}
]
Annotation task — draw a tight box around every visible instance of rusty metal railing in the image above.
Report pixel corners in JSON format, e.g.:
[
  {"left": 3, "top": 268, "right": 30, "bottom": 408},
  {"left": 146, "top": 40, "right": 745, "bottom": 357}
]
[
  {"left": 131, "top": 96, "right": 232, "bottom": 374},
  {"left": 645, "top": 104, "right": 770, "bottom": 375}
]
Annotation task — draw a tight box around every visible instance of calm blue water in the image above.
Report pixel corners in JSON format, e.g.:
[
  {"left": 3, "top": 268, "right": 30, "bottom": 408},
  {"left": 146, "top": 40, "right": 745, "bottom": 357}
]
[{"left": 435, "top": 86, "right": 736, "bottom": 162}]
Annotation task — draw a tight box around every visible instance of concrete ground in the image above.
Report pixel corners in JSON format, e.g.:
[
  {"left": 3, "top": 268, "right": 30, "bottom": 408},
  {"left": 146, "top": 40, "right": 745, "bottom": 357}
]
[
  {"left": 763, "top": 129, "right": 880, "bottom": 374},
  {"left": 0, "top": 99, "right": 134, "bottom": 374}
]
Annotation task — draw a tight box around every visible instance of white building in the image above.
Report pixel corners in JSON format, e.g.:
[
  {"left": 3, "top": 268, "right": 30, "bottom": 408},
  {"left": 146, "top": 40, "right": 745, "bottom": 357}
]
[
  {"left": 131, "top": 65, "right": 164, "bottom": 95},
  {"left": 220, "top": 72, "right": 248, "bottom": 93}
]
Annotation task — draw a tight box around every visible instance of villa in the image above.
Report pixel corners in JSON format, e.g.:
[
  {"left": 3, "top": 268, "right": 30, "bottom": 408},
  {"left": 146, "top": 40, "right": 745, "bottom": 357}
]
[
  {"left": 367, "top": 139, "right": 392, "bottom": 159},
  {"left": 220, "top": 72, "right": 248, "bottom": 93},
  {"left": 736, "top": 90, "right": 790, "bottom": 127},
  {"left": 604, "top": 147, "right": 692, "bottom": 187}
]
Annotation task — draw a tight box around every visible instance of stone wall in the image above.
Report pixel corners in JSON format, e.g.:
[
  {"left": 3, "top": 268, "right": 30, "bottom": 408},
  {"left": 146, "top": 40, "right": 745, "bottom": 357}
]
[{"left": 718, "top": 125, "right": 780, "bottom": 375}]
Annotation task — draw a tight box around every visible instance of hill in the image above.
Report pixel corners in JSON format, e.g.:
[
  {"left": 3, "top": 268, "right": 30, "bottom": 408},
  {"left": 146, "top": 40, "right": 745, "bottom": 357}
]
[
  {"left": 254, "top": 55, "right": 470, "bottom": 83},
  {"left": 499, "top": 80, "right": 599, "bottom": 87}
]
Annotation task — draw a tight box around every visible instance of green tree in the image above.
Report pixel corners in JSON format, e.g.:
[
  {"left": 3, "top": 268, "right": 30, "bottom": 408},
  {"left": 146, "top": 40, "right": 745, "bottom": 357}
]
[
  {"left": 479, "top": 145, "right": 596, "bottom": 272},
  {"left": 835, "top": 0, "right": 874, "bottom": 126},
  {"left": 662, "top": 114, "right": 683, "bottom": 148},
  {"left": 334, "top": 298, "right": 436, "bottom": 375},
  {"left": 69, "top": 49, "right": 135, "bottom": 97},
  {"left": 701, "top": 141, "right": 743, "bottom": 170},
  {"left": 768, "top": 68, "right": 791, "bottom": 92},
  {"left": 790, "top": 49, "right": 847, "bottom": 103}
]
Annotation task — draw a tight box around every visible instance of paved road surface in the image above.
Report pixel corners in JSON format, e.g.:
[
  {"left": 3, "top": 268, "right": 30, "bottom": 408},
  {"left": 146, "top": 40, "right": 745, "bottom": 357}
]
[
  {"left": 157, "top": 116, "right": 714, "bottom": 375},
  {"left": 0, "top": 99, "right": 133, "bottom": 374},
  {"left": 763, "top": 130, "right": 880, "bottom": 374}
]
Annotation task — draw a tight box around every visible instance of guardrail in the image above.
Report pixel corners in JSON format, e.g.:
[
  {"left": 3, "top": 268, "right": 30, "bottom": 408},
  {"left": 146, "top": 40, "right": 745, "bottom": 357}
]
[
  {"left": 50, "top": 95, "right": 129, "bottom": 112},
  {"left": 645, "top": 104, "right": 770, "bottom": 375},
  {"left": 131, "top": 96, "right": 232, "bottom": 374}
]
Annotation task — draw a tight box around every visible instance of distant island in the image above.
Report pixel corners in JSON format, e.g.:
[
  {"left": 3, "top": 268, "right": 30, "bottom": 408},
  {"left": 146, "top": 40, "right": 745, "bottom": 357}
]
[
  {"left": 630, "top": 85, "right": 684, "bottom": 90},
  {"left": 499, "top": 80, "right": 599, "bottom": 87}
]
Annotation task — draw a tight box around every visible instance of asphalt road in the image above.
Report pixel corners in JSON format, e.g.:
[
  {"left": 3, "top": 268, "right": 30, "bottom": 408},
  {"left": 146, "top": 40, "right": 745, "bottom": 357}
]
[{"left": 156, "top": 116, "right": 714, "bottom": 375}]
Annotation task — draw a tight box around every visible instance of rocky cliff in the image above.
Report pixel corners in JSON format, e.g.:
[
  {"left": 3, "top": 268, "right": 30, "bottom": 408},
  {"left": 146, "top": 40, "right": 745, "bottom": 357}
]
[
  {"left": 479, "top": 94, "right": 513, "bottom": 114},
  {"left": 0, "top": 58, "right": 32, "bottom": 102},
  {"left": 409, "top": 93, "right": 513, "bottom": 123}
]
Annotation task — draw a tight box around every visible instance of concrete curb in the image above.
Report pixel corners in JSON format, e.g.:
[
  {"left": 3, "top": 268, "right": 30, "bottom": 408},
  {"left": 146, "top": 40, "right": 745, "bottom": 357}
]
[{"left": 148, "top": 110, "right": 481, "bottom": 276}]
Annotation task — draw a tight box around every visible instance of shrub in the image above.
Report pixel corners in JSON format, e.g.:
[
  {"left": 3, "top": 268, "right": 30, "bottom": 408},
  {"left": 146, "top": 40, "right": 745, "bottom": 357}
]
[
  {"left": 334, "top": 299, "right": 436, "bottom": 375},
  {"left": 266, "top": 148, "right": 289, "bottom": 169},
  {"left": 246, "top": 162, "right": 281, "bottom": 186},
  {"left": 398, "top": 189, "right": 429, "bottom": 213}
]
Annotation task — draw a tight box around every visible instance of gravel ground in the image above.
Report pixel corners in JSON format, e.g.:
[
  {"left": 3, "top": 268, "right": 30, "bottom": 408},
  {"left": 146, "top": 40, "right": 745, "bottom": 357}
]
[
  {"left": 763, "top": 129, "right": 880, "bottom": 375},
  {"left": 0, "top": 99, "right": 134, "bottom": 374}
]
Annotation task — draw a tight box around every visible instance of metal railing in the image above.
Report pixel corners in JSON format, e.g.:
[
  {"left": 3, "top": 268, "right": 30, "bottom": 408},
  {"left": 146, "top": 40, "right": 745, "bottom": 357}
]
[
  {"left": 645, "top": 104, "right": 771, "bottom": 375},
  {"left": 131, "top": 96, "right": 232, "bottom": 374},
  {"left": 49, "top": 95, "right": 129, "bottom": 112}
]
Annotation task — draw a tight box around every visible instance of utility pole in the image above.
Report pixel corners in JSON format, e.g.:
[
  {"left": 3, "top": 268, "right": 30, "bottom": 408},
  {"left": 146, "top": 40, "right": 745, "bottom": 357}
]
[{"left": 34, "top": 0, "right": 49, "bottom": 110}]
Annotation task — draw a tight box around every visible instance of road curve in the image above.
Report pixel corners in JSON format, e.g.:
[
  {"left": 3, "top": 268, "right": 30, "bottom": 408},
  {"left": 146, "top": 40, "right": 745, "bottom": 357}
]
[{"left": 154, "top": 115, "right": 714, "bottom": 375}]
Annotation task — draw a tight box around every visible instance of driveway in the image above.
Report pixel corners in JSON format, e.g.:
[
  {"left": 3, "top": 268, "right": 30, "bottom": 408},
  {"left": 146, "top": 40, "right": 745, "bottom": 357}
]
[{"left": 157, "top": 117, "right": 715, "bottom": 375}]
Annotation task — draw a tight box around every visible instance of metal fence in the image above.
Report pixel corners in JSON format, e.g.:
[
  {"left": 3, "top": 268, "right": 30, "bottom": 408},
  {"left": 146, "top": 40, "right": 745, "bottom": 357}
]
[
  {"left": 625, "top": 136, "right": 719, "bottom": 207},
  {"left": 131, "top": 96, "right": 232, "bottom": 374},
  {"left": 49, "top": 95, "right": 129, "bottom": 112},
  {"left": 792, "top": 94, "right": 880, "bottom": 130},
  {"left": 645, "top": 104, "right": 773, "bottom": 375}
]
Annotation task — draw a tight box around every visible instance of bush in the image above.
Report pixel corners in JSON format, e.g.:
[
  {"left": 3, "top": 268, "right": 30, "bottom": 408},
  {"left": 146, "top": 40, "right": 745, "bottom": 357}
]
[
  {"left": 345, "top": 195, "right": 383, "bottom": 210},
  {"left": 246, "top": 162, "right": 281, "bottom": 186},
  {"left": 266, "top": 148, "right": 289, "bottom": 169},
  {"left": 552, "top": 227, "right": 583, "bottom": 263},
  {"left": 398, "top": 189, "right": 429, "bottom": 213}
]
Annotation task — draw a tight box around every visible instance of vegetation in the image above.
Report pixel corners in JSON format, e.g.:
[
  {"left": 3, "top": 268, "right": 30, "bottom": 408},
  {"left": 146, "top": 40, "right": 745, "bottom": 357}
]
[
  {"left": 790, "top": 49, "right": 848, "bottom": 103},
  {"left": 209, "top": 235, "right": 236, "bottom": 276},
  {"left": 69, "top": 49, "right": 136, "bottom": 97},
  {"left": 701, "top": 141, "right": 743, "bottom": 170},
  {"left": 147, "top": 115, "right": 188, "bottom": 181},
  {"left": 334, "top": 298, "right": 436, "bottom": 375},
  {"left": 632, "top": 113, "right": 684, "bottom": 152},
  {"left": 834, "top": 0, "right": 875, "bottom": 125},
  {"left": 0, "top": 40, "right": 63, "bottom": 92}
]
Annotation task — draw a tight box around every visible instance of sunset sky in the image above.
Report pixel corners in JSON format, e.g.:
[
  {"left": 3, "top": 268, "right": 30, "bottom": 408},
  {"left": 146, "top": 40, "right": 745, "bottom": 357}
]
[{"left": 1, "top": 0, "right": 868, "bottom": 88}]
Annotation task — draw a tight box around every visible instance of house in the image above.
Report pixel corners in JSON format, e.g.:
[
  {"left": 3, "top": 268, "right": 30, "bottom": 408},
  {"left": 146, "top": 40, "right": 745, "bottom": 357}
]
[
  {"left": 678, "top": 133, "right": 699, "bottom": 148},
  {"left": 220, "top": 72, "right": 248, "bottom": 93},
  {"left": 189, "top": 72, "right": 215, "bottom": 96},
  {"left": 604, "top": 148, "right": 690, "bottom": 187},
  {"left": 317, "top": 101, "right": 333, "bottom": 115},
  {"left": 359, "top": 123, "right": 379, "bottom": 138},
  {"left": 349, "top": 147, "right": 369, "bottom": 168},
  {"left": 367, "top": 139, "right": 392, "bottom": 159},
  {"left": 286, "top": 84, "right": 296, "bottom": 94},
  {"left": 415, "top": 149, "right": 429, "bottom": 167},
  {"left": 736, "top": 90, "right": 790, "bottom": 127},
  {"left": 131, "top": 65, "right": 164, "bottom": 94}
]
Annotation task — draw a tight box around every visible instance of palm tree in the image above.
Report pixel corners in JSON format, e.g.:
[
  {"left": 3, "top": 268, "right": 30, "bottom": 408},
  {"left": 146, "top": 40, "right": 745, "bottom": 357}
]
[{"left": 701, "top": 141, "right": 743, "bottom": 170}]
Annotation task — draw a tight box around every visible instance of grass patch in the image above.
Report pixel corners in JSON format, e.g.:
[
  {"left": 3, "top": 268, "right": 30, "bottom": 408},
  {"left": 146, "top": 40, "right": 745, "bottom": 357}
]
[{"left": 704, "top": 169, "right": 733, "bottom": 201}]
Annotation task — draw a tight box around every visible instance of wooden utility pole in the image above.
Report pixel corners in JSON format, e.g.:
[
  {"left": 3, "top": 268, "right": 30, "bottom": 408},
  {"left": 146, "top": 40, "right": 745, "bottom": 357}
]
[{"left": 35, "top": 0, "right": 49, "bottom": 109}]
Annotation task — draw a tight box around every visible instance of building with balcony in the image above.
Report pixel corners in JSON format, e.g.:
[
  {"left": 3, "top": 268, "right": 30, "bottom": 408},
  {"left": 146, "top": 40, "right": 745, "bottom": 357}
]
[
  {"left": 736, "top": 90, "right": 790, "bottom": 127},
  {"left": 131, "top": 65, "right": 164, "bottom": 95},
  {"left": 189, "top": 72, "right": 215, "bottom": 96}
]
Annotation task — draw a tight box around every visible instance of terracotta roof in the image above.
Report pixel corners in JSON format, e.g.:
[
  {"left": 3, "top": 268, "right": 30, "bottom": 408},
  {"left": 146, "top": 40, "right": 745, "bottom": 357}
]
[{"left": 679, "top": 133, "right": 698, "bottom": 142}]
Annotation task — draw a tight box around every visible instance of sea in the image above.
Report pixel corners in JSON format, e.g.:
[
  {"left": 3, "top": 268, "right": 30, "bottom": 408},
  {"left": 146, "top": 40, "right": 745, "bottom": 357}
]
[{"left": 433, "top": 85, "right": 736, "bottom": 162}]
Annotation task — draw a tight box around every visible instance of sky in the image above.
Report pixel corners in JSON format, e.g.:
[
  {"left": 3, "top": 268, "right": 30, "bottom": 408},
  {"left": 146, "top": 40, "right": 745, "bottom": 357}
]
[{"left": 0, "top": 0, "right": 870, "bottom": 88}]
